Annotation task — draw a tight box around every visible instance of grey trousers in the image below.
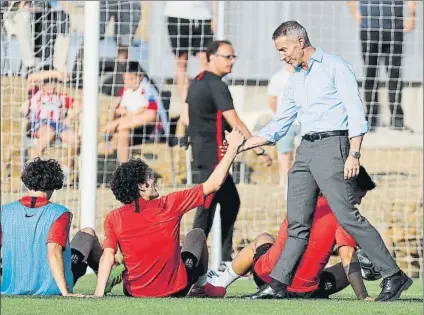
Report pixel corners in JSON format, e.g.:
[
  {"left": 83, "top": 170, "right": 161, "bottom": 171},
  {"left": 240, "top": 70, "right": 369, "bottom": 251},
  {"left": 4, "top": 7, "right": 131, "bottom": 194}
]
[{"left": 270, "top": 135, "right": 400, "bottom": 285}]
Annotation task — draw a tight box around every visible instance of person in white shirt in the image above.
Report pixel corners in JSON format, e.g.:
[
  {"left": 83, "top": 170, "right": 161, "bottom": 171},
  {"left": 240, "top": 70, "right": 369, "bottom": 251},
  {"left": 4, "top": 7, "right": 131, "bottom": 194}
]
[
  {"left": 104, "top": 62, "right": 159, "bottom": 164},
  {"left": 164, "top": 1, "right": 216, "bottom": 126},
  {"left": 267, "top": 63, "right": 298, "bottom": 196}
]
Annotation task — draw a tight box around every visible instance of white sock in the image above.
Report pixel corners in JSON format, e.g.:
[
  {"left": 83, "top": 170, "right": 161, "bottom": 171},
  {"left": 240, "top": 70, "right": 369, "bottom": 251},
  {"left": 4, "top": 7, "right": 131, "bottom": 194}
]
[
  {"left": 210, "top": 264, "right": 240, "bottom": 288},
  {"left": 196, "top": 274, "right": 207, "bottom": 287}
]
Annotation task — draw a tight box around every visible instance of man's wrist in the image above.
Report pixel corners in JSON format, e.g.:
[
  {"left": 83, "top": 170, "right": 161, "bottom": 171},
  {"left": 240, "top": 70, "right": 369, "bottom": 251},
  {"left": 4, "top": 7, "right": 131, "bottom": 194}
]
[{"left": 349, "top": 150, "right": 361, "bottom": 159}]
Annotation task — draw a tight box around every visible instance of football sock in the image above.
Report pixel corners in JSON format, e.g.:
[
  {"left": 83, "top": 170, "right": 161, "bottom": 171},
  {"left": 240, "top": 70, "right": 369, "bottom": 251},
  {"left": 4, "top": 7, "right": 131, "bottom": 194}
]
[
  {"left": 212, "top": 264, "right": 240, "bottom": 288},
  {"left": 196, "top": 274, "right": 208, "bottom": 287},
  {"left": 344, "top": 261, "right": 369, "bottom": 300},
  {"left": 181, "top": 251, "right": 199, "bottom": 271}
]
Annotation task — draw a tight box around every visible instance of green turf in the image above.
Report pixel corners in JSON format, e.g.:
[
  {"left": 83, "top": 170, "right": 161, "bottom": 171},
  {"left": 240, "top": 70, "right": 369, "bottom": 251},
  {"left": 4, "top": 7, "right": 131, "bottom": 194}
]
[{"left": 2, "top": 275, "right": 422, "bottom": 315}]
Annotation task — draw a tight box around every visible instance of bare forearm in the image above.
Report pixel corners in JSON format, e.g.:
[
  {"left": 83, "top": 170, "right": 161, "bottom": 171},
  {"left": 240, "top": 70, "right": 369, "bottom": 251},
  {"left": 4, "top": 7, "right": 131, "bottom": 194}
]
[
  {"left": 349, "top": 135, "right": 363, "bottom": 152},
  {"left": 204, "top": 145, "right": 238, "bottom": 194},
  {"left": 238, "top": 136, "right": 269, "bottom": 153},
  {"left": 48, "top": 245, "right": 70, "bottom": 296},
  {"left": 347, "top": 1, "right": 360, "bottom": 17},
  {"left": 94, "top": 252, "right": 115, "bottom": 297}
]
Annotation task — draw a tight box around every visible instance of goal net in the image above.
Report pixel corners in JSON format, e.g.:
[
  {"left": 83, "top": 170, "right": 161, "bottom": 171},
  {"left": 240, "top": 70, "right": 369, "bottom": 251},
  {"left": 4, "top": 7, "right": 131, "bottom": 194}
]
[{"left": 0, "top": 1, "right": 422, "bottom": 277}]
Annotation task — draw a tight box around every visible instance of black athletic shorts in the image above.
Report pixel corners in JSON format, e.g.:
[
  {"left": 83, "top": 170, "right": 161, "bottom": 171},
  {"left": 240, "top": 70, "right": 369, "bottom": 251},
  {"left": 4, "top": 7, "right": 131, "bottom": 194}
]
[{"left": 166, "top": 17, "right": 214, "bottom": 57}]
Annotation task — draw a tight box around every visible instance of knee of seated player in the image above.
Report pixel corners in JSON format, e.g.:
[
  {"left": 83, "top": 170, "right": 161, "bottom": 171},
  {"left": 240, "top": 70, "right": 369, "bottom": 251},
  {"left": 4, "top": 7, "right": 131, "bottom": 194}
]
[
  {"left": 187, "top": 228, "right": 207, "bottom": 242},
  {"left": 80, "top": 227, "right": 96, "bottom": 237},
  {"left": 254, "top": 233, "right": 275, "bottom": 248}
]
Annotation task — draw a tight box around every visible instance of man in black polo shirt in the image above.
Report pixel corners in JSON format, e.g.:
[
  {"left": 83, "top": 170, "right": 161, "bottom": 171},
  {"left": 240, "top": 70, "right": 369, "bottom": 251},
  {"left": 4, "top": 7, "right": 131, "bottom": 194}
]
[{"left": 186, "top": 40, "right": 272, "bottom": 270}]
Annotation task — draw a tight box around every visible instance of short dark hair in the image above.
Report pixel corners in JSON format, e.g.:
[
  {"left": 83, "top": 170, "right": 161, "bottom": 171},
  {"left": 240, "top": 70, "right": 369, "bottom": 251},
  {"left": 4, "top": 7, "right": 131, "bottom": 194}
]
[
  {"left": 356, "top": 166, "right": 376, "bottom": 191},
  {"left": 124, "top": 61, "right": 142, "bottom": 76},
  {"left": 206, "top": 40, "right": 233, "bottom": 62},
  {"left": 21, "top": 158, "right": 64, "bottom": 191},
  {"left": 272, "top": 20, "right": 311, "bottom": 47},
  {"left": 110, "top": 159, "right": 153, "bottom": 204}
]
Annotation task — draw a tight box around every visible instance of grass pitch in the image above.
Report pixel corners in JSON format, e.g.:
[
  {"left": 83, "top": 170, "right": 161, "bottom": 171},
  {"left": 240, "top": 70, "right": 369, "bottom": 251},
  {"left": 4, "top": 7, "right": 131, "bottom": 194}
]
[{"left": 2, "top": 275, "right": 422, "bottom": 315}]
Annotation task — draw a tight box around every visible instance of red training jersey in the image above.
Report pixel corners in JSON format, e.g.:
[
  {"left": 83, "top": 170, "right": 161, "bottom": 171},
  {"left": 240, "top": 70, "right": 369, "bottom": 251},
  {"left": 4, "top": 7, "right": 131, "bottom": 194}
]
[{"left": 103, "top": 185, "right": 205, "bottom": 297}]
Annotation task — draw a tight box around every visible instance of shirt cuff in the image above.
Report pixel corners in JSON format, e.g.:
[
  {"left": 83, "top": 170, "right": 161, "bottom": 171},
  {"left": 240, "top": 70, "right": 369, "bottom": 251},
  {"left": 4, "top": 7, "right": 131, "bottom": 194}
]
[
  {"left": 349, "top": 121, "right": 369, "bottom": 138},
  {"left": 257, "top": 129, "right": 278, "bottom": 145}
]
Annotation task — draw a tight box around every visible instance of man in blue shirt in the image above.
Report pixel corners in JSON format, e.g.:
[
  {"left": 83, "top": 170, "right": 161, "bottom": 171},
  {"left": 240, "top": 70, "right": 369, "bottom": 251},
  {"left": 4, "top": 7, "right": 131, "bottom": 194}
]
[
  {"left": 348, "top": 1, "right": 417, "bottom": 131},
  {"left": 237, "top": 21, "right": 411, "bottom": 302}
]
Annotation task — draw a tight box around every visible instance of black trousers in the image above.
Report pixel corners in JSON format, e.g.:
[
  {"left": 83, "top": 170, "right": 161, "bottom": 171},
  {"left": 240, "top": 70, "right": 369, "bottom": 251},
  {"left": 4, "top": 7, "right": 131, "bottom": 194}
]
[
  {"left": 360, "top": 30, "right": 404, "bottom": 129},
  {"left": 193, "top": 167, "right": 240, "bottom": 261}
]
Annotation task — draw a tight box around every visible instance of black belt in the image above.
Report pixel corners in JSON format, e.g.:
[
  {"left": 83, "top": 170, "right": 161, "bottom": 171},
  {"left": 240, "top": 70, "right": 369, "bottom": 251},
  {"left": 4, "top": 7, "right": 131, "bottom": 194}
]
[{"left": 302, "top": 130, "right": 348, "bottom": 142}]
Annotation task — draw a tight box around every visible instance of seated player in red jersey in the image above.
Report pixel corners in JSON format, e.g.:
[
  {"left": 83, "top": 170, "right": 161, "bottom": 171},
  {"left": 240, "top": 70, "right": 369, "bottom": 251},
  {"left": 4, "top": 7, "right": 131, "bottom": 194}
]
[
  {"left": 91, "top": 127, "right": 245, "bottom": 298},
  {"left": 198, "top": 166, "right": 377, "bottom": 300}
]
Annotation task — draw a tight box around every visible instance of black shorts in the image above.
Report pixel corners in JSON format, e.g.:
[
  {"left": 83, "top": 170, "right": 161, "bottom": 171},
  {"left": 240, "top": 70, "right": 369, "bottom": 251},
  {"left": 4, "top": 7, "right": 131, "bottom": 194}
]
[
  {"left": 251, "top": 243, "right": 273, "bottom": 288},
  {"left": 166, "top": 17, "right": 214, "bottom": 57}
]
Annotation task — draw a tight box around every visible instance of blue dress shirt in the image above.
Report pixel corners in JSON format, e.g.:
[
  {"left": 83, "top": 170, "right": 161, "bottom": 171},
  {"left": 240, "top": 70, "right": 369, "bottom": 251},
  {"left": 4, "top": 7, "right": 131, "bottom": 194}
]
[{"left": 258, "top": 47, "right": 368, "bottom": 143}]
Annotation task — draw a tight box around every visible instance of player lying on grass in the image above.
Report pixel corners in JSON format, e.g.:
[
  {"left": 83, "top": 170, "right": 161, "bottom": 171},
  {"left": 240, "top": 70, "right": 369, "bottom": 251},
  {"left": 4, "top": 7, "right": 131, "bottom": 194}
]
[
  {"left": 0, "top": 158, "right": 121, "bottom": 296},
  {"left": 91, "top": 126, "right": 245, "bottom": 298},
  {"left": 194, "top": 166, "right": 377, "bottom": 300}
]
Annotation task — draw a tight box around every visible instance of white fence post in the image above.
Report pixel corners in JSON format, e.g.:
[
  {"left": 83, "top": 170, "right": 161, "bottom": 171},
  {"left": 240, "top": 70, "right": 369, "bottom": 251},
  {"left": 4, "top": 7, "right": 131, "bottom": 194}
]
[
  {"left": 80, "top": 1, "right": 100, "bottom": 229},
  {"left": 211, "top": 0, "right": 226, "bottom": 270}
]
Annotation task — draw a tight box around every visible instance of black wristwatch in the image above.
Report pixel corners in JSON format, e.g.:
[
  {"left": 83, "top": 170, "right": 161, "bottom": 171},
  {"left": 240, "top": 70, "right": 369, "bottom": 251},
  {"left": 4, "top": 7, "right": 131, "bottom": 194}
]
[{"left": 349, "top": 150, "right": 361, "bottom": 159}]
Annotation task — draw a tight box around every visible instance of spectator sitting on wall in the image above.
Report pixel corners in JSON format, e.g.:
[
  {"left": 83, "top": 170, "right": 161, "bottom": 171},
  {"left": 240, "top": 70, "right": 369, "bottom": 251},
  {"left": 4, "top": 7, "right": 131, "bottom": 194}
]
[
  {"left": 103, "top": 61, "right": 160, "bottom": 164},
  {"left": 20, "top": 68, "right": 80, "bottom": 185}
]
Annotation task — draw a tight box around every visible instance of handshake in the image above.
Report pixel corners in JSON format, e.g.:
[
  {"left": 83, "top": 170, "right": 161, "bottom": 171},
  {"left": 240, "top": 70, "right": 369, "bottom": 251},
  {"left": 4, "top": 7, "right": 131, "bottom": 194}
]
[
  {"left": 222, "top": 126, "right": 272, "bottom": 167},
  {"left": 223, "top": 126, "right": 246, "bottom": 152}
]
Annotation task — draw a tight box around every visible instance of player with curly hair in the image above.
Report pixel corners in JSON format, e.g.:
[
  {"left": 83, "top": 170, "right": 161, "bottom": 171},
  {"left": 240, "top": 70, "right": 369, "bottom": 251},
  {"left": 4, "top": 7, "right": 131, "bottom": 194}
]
[
  {"left": 0, "top": 158, "right": 110, "bottom": 296},
  {"left": 92, "top": 127, "right": 245, "bottom": 298}
]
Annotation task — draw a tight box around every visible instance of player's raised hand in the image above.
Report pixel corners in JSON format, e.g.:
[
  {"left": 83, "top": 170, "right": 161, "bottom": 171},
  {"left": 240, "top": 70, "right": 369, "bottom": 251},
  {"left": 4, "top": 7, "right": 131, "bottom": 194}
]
[{"left": 224, "top": 126, "right": 245, "bottom": 150}]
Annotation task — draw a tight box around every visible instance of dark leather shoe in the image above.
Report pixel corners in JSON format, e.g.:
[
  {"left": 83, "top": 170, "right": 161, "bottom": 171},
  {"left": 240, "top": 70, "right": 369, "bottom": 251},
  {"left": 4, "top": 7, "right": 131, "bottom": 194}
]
[
  {"left": 375, "top": 271, "right": 413, "bottom": 302},
  {"left": 244, "top": 285, "right": 287, "bottom": 300}
]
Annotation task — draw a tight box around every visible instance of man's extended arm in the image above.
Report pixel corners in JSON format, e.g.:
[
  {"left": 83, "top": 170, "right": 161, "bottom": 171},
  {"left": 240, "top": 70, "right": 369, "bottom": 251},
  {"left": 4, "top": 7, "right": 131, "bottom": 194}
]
[
  {"left": 238, "top": 80, "right": 298, "bottom": 153},
  {"left": 221, "top": 110, "right": 271, "bottom": 161}
]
